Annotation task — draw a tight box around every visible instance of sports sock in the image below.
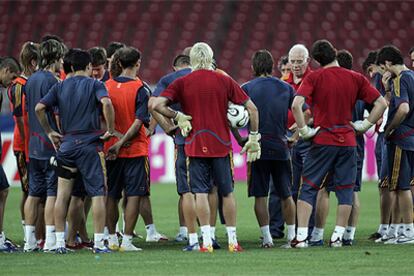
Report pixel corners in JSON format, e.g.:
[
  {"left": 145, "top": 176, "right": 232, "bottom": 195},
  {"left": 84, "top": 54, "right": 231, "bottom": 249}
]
[
  {"left": 310, "top": 227, "right": 324, "bottom": 242},
  {"left": 200, "top": 225, "right": 212, "bottom": 247},
  {"left": 403, "top": 223, "right": 414, "bottom": 238},
  {"left": 122, "top": 234, "right": 133, "bottom": 246},
  {"left": 21, "top": 220, "right": 25, "bottom": 241},
  {"left": 226, "top": 226, "right": 238, "bottom": 245},
  {"left": 64, "top": 221, "right": 68, "bottom": 239},
  {"left": 260, "top": 225, "right": 272, "bottom": 244},
  {"left": 116, "top": 221, "right": 120, "bottom": 234},
  {"left": 55, "top": 232, "right": 65, "bottom": 248},
  {"left": 108, "top": 234, "right": 118, "bottom": 247},
  {"left": 94, "top": 233, "right": 105, "bottom": 248},
  {"left": 296, "top": 227, "right": 308, "bottom": 242},
  {"left": 387, "top": 224, "right": 398, "bottom": 237},
  {"left": 330, "top": 226, "right": 345, "bottom": 242},
  {"left": 179, "top": 226, "right": 188, "bottom": 237},
  {"left": 378, "top": 224, "right": 389, "bottom": 236},
  {"left": 45, "top": 225, "right": 56, "bottom": 247},
  {"left": 397, "top": 224, "right": 404, "bottom": 236},
  {"left": 103, "top": 226, "right": 109, "bottom": 240},
  {"left": 210, "top": 226, "right": 216, "bottom": 240},
  {"left": 343, "top": 226, "right": 356, "bottom": 240},
  {"left": 188, "top": 233, "right": 198, "bottom": 246},
  {"left": 0, "top": 232, "right": 5, "bottom": 247},
  {"left": 145, "top": 224, "right": 157, "bottom": 236},
  {"left": 287, "top": 224, "right": 296, "bottom": 242},
  {"left": 24, "top": 225, "right": 36, "bottom": 246}
]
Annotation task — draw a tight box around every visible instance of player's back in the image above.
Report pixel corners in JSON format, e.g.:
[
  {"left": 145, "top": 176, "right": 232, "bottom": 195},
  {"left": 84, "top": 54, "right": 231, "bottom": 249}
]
[{"left": 25, "top": 70, "right": 59, "bottom": 159}]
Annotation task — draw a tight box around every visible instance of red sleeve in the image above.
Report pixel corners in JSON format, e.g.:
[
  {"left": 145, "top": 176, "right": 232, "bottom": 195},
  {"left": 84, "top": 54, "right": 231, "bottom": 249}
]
[
  {"left": 160, "top": 78, "right": 182, "bottom": 103},
  {"left": 297, "top": 73, "right": 315, "bottom": 102},
  {"left": 357, "top": 73, "right": 381, "bottom": 104},
  {"left": 227, "top": 77, "right": 249, "bottom": 104}
]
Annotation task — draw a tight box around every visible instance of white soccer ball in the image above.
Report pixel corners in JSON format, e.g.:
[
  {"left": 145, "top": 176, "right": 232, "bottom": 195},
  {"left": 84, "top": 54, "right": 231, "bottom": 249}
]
[{"left": 227, "top": 103, "right": 249, "bottom": 128}]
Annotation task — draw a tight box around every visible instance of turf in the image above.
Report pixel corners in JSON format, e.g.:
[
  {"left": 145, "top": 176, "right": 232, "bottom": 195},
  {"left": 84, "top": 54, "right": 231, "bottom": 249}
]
[{"left": 1, "top": 182, "right": 414, "bottom": 275}]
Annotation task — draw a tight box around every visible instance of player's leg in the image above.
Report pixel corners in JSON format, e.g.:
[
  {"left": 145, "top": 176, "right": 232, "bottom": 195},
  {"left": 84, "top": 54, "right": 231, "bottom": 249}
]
[
  {"left": 342, "top": 192, "right": 360, "bottom": 245},
  {"left": 174, "top": 145, "right": 189, "bottom": 241},
  {"left": 208, "top": 185, "right": 220, "bottom": 248},
  {"left": 0, "top": 184, "right": 13, "bottom": 252},
  {"left": 35, "top": 201, "right": 45, "bottom": 243},
  {"left": 44, "top": 160, "right": 58, "bottom": 251},
  {"left": 66, "top": 196, "right": 84, "bottom": 248},
  {"left": 15, "top": 151, "right": 28, "bottom": 235},
  {"left": 268, "top": 180, "right": 285, "bottom": 239}
]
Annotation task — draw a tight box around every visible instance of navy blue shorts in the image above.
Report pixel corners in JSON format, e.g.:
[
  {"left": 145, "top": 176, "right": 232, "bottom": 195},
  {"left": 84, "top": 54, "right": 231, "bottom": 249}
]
[
  {"left": 71, "top": 173, "right": 86, "bottom": 198},
  {"left": 175, "top": 145, "right": 191, "bottom": 195},
  {"left": 248, "top": 159, "right": 292, "bottom": 199},
  {"left": 107, "top": 157, "right": 150, "bottom": 199},
  {"left": 57, "top": 144, "right": 106, "bottom": 197},
  {"left": 387, "top": 144, "right": 414, "bottom": 191},
  {"left": 188, "top": 154, "right": 234, "bottom": 196},
  {"left": 28, "top": 158, "right": 57, "bottom": 197},
  {"left": 0, "top": 164, "right": 9, "bottom": 191},
  {"left": 299, "top": 145, "right": 356, "bottom": 206},
  {"left": 375, "top": 133, "right": 385, "bottom": 180},
  {"left": 291, "top": 140, "right": 311, "bottom": 200}
]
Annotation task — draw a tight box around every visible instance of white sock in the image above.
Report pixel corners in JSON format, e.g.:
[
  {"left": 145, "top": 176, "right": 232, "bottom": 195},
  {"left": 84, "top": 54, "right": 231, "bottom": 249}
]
[
  {"left": 64, "top": 221, "right": 68, "bottom": 239},
  {"left": 188, "top": 233, "right": 198, "bottom": 246},
  {"left": 94, "top": 233, "right": 105, "bottom": 248},
  {"left": 116, "top": 222, "right": 120, "bottom": 234},
  {"left": 24, "top": 225, "right": 36, "bottom": 246},
  {"left": 55, "top": 232, "right": 65, "bottom": 248},
  {"left": 403, "top": 223, "right": 414, "bottom": 238},
  {"left": 310, "top": 227, "right": 324, "bottom": 242},
  {"left": 103, "top": 226, "right": 109, "bottom": 240},
  {"left": 378, "top": 224, "right": 389, "bottom": 235},
  {"left": 397, "top": 224, "right": 404, "bottom": 236},
  {"left": 260, "top": 225, "right": 272, "bottom": 244},
  {"left": 210, "top": 226, "right": 216, "bottom": 240},
  {"left": 343, "top": 226, "right": 356, "bottom": 240},
  {"left": 179, "top": 226, "right": 188, "bottom": 237},
  {"left": 200, "top": 225, "right": 212, "bottom": 247},
  {"left": 122, "top": 234, "right": 132, "bottom": 246},
  {"left": 0, "top": 232, "right": 5, "bottom": 247},
  {"left": 45, "top": 225, "right": 56, "bottom": 247},
  {"left": 387, "top": 224, "right": 398, "bottom": 237},
  {"left": 145, "top": 224, "right": 157, "bottom": 236},
  {"left": 330, "top": 226, "right": 345, "bottom": 242},
  {"left": 297, "top": 227, "right": 308, "bottom": 242},
  {"left": 108, "top": 234, "right": 118, "bottom": 247},
  {"left": 287, "top": 224, "right": 296, "bottom": 242},
  {"left": 226, "top": 226, "right": 238, "bottom": 245},
  {"left": 21, "top": 220, "right": 26, "bottom": 242}
]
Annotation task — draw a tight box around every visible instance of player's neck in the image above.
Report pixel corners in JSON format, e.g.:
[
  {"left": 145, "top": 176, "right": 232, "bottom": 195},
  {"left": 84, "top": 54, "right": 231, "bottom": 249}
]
[
  {"left": 393, "top": 64, "right": 408, "bottom": 76},
  {"left": 323, "top": 60, "right": 339, "bottom": 68},
  {"left": 120, "top": 68, "right": 137, "bottom": 79},
  {"left": 73, "top": 71, "right": 89, "bottom": 77}
]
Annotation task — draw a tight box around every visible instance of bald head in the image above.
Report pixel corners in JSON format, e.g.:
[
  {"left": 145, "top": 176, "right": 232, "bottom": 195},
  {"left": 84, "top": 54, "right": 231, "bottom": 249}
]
[{"left": 288, "top": 44, "right": 310, "bottom": 78}]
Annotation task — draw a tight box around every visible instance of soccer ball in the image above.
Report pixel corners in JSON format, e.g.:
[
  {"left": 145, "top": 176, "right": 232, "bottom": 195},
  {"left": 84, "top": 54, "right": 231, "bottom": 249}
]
[{"left": 227, "top": 103, "right": 249, "bottom": 128}]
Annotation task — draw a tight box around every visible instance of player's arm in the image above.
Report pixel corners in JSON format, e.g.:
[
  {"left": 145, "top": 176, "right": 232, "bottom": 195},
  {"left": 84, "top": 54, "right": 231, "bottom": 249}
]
[
  {"left": 148, "top": 97, "right": 177, "bottom": 136},
  {"left": 100, "top": 97, "right": 115, "bottom": 140},
  {"left": 10, "top": 84, "right": 26, "bottom": 142}
]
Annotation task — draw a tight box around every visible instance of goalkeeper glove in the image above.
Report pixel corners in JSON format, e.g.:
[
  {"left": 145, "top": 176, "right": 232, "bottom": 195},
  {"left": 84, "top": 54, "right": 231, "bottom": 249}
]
[
  {"left": 350, "top": 119, "right": 374, "bottom": 133},
  {"left": 174, "top": 111, "right": 192, "bottom": 137},
  {"left": 240, "top": 132, "right": 261, "bottom": 162},
  {"left": 298, "top": 125, "right": 320, "bottom": 140}
]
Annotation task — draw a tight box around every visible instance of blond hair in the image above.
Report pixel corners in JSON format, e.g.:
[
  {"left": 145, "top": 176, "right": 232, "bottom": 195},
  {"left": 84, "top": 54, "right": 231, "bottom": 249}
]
[{"left": 189, "top": 42, "right": 214, "bottom": 71}]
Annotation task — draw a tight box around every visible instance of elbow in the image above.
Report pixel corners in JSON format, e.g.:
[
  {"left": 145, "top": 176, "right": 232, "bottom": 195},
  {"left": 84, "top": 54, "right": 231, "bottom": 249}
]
[
  {"left": 399, "top": 103, "right": 410, "bottom": 116},
  {"left": 35, "top": 103, "right": 45, "bottom": 114}
]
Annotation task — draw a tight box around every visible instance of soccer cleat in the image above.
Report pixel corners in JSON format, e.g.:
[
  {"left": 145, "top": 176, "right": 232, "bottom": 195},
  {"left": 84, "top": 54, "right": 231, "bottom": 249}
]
[
  {"left": 81, "top": 241, "right": 94, "bottom": 250},
  {"left": 261, "top": 242, "right": 274, "bottom": 249},
  {"left": 119, "top": 244, "right": 143, "bottom": 252},
  {"left": 174, "top": 233, "right": 188, "bottom": 242},
  {"left": 342, "top": 239, "right": 353, "bottom": 246},
  {"left": 93, "top": 246, "right": 112, "bottom": 254},
  {"left": 329, "top": 238, "right": 342, "bottom": 248},
  {"left": 55, "top": 247, "right": 68, "bottom": 254},
  {"left": 228, "top": 243, "right": 243, "bottom": 252},
  {"left": 368, "top": 232, "right": 382, "bottom": 240},
  {"left": 0, "top": 242, "right": 18, "bottom": 253},
  {"left": 212, "top": 238, "right": 221, "bottom": 249},
  {"left": 280, "top": 243, "right": 292, "bottom": 249},
  {"left": 199, "top": 244, "right": 214, "bottom": 253},
  {"left": 309, "top": 239, "right": 324, "bottom": 246},
  {"left": 107, "top": 244, "right": 120, "bottom": 251},
  {"left": 182, "top": 243, "right": 200, "bottom": 252},
  {"left": 5, "top": 238, "right": 20, "bottom": 248},
  {"left": 66, "top": 243, "right": 85, "bottom": 250},
  {"left": 23, "top": 243, "right": 40, "bottom": 252},
  {"left": 290, "top": 238, "right": 308, "bottom": 248},
  {"left": 43, "top": 245, "right": 57, "bottom": 253},
  {"left": 375, "top": 234, "right": 396, "bottom": 244},
  {"left": 146, "top": 232, "right": 168, "bottom": 242},
  {"left": 37, "top": 239, "right": 45, "bottom": 249},
  {"left": 383, "top": 236, "right": 399, "bottom": 244},
  {"left": 395, "top": 235, "right": 414, "bottom": 244}
]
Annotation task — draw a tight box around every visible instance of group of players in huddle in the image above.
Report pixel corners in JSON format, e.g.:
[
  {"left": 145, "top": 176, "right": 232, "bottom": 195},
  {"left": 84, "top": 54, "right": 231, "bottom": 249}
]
[{"left": 0, "top": 34, "right": 412, "bottom": 254}]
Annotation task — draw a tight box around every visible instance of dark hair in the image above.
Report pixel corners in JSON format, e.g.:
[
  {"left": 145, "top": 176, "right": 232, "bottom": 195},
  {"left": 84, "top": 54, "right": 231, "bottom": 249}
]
[
  {"left": 377, "top": 45, "right": 404, "bottom": 65},
  {"left": 69, "top": 49, "right": 91, "bottom": 71},
  {"left": 110, "top": 51, "right": 122, "bottom": 77},
  {"left": 106, "top": 42, "right": 125, "bottom": 59},
  {"left": 409, "top": 47, "right": 414, "bottom": 55},
  {"left": 0, "top": 56, "right": 21, "bottom": 73},
  {"left": 277, "top": 55, "right": 289, "bottom": 71},
  {"left": 62, "top": 48, "right": 79, "bottom": 74},
  {"left": 362, "top": 51, "right": 378, "bottom": 73},
  {"left": 311, "top": 39, "right": 336, "bottom": 66},
  {"left": 88, "top": 47, "right": 107, "bottom": 66},
  {"left": 39, "top": 39, "right": 64, "bottom": 69},
  {"left": 116, "top": 47, "right": 141, "bottom": 69},
  {"left": 337, "top": 49, "right": 353, "bottom": 70},
  {"left": 19, "top": 41, "right": 40, "bottom": 73},
  {"left": 252, "top": 50, "right": 274, "bottom": 76},
  {"left": 173, "top": 54, "right": 190, "bottom": 67},
  {"left": 41, "top": 34, "right": 64, "bottom": 43}
]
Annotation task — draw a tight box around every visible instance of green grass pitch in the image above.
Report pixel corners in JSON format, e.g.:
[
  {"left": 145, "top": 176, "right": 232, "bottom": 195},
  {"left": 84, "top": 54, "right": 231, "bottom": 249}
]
[{"left": 1, "top": 182, "right": 414, "bottom": 275}]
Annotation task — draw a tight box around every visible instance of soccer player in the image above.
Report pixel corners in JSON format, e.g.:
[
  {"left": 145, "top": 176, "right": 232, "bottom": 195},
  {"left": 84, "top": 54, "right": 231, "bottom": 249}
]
[
  {"left": 106, "top": 41, "right": 125, "bottom": 70},
  {"left": 104, "top": 46, "right": 155, "bottom": 251},
  {"left": 309, "top": 50, "right": 367, "bottom": 245},
  {"left": 7, "top": 42, "right": 42, "bottom": 240},
  {"left": 240, "top": 50, "right": 296, "bottom": 248},
  {"left": 291, "top": 39, "right": 387, "bottom": 248},
  {"left": 23, "top": 39, "right": 64, "bottom": 252},
  {"left": 277, "top": 55, "right": 291, "bottom": 81},
  {"left": 35, "top": 48, "right": 115, "bottom": 254},
  {"left": 149, "top": 54, "right": 193, "bottom": 242},
  {"left": 154, "top": 42, "right": 260, "bottom": 252},
  {"left": 88, "top": 47, "right": 110, "bottom": 82},
  {"left": 376, "top": 45, "right": 414, "bottom": 243},
  {"left": 409, "top": 47, "right": 414, "bottom": 68},
  {"left": 0, "top": 57, "right": 21, "bottom": 252}
]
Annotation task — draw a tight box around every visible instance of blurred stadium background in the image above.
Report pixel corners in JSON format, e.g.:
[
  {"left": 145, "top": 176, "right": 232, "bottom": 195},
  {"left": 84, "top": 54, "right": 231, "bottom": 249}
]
[{"left": 0, "top": 0, "right": 413, "bottom": 184}]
